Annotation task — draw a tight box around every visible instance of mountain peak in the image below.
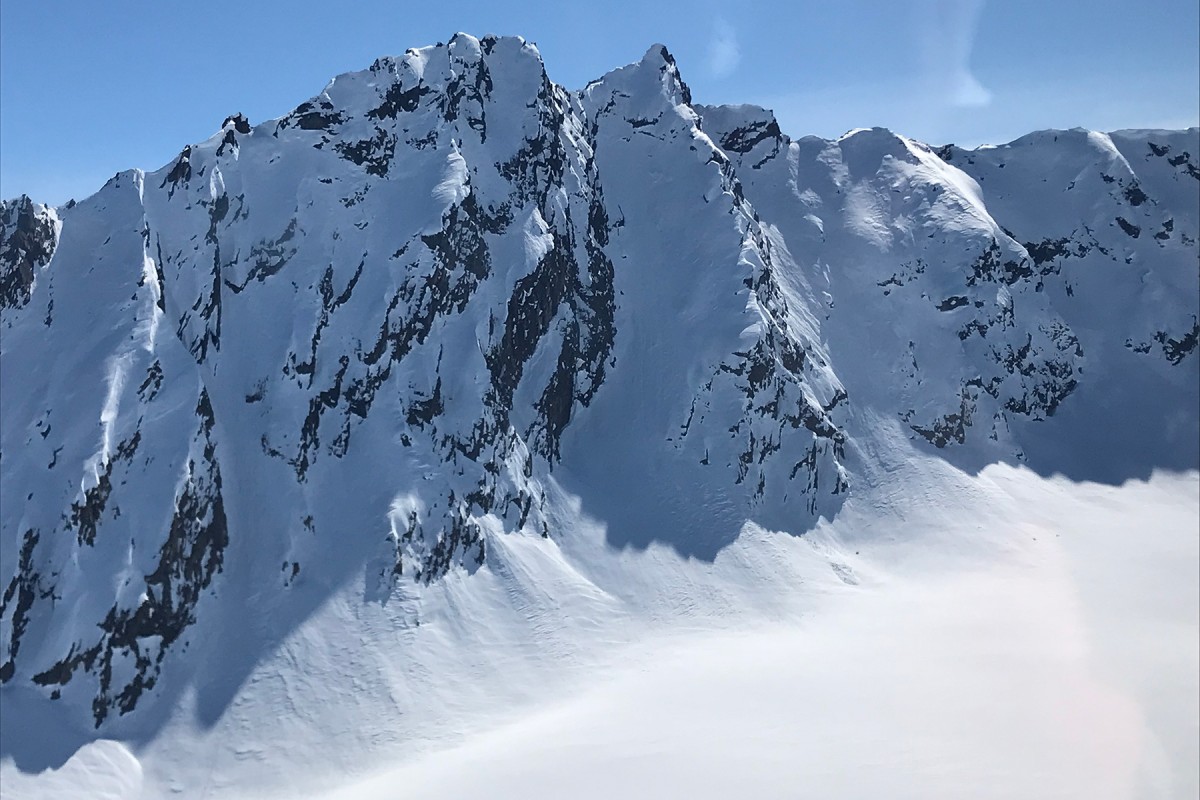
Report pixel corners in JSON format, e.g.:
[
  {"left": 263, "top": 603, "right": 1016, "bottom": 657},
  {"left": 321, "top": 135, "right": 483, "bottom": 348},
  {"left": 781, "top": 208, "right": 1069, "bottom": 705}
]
[{"left": 582, "top": 42, "right": 693, "bottom": 111}]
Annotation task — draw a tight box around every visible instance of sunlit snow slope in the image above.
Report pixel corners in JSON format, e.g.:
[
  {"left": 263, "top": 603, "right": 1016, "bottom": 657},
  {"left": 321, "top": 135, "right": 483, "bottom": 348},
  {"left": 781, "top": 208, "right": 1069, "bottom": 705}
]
[{"left": 1, "top": 34, "right": 1197, "bottom": 800}]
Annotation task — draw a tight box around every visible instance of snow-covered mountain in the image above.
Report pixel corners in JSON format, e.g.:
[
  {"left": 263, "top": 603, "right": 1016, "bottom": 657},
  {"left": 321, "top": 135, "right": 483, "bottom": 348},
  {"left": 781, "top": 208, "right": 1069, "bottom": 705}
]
[{"left": 1, "top": 34, "right": 1196, "bottom": 798}]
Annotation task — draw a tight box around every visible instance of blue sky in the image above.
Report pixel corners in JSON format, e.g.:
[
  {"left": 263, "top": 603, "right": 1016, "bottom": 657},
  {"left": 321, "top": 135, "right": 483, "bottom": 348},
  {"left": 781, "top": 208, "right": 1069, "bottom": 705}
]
[{"left": 2, "top": 0, "right": 1197, "bottom": 205}]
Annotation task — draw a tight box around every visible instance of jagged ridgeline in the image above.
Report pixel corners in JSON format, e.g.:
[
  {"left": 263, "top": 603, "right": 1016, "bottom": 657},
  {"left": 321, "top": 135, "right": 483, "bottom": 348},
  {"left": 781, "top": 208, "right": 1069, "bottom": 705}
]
[{"left": 1, "top": 33, "right": 1197, "bottom": 729}]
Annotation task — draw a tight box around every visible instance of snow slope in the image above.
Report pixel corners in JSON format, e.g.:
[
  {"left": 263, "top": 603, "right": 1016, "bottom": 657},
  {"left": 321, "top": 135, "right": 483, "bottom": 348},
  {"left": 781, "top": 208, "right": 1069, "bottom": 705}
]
[
  {"left": 316, "top": 467, "right": 1199, "bottom": 800},
  {"left": 1, "top": 34, "right": 1197, "bottom": 799},
  {"left": 4, "top": 462, "right": 1197, "bottom": 800}
]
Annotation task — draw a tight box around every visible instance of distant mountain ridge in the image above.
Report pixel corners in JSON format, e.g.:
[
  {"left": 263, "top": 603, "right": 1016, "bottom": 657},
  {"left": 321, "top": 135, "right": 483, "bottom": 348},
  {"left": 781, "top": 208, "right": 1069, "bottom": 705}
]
[{"left": 1, "top": 33, "right": 1196, "bottom": 746}]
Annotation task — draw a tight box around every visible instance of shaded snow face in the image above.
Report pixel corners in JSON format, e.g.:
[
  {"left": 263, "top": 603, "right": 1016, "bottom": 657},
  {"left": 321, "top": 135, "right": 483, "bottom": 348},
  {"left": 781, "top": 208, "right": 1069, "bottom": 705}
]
[{"left": 0, "top": 31, "right": 1196, "bottom": 748}]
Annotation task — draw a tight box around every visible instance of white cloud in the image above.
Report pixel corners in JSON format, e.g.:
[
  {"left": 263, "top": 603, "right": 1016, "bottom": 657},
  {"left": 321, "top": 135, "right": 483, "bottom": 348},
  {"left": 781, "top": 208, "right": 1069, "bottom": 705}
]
[
  {"left": 708, "top": 18, "right": 740, "bottom": 79},
  {"left": 920, "top": 0, "right": 992, "bottom": 107}
]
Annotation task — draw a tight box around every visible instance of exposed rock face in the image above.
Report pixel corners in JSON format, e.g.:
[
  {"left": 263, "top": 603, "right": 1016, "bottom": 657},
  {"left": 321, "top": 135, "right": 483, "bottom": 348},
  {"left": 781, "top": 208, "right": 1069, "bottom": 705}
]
[
  {"left": 1, "top": 35, "right": 1196, "bottom": 730},
  {"left": 0, "top": 196, "right": 59, "bottom": 312},
  {"left": 28, "top": 390, "right": 227, "bottom": 726}
]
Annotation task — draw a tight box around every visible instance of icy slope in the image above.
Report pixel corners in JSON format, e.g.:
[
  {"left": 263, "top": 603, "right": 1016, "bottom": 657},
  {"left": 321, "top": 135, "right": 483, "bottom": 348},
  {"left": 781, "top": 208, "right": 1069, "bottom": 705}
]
[{"left": 1, "top": 33, "right": 1197, "bottom": 798}]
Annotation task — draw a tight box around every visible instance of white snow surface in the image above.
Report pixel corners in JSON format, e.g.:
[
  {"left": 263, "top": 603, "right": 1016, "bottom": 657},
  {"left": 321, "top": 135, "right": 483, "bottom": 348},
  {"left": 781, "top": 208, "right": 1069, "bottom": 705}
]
[
  {"left": 1, "top": 34, "right": 1197, "bottom": 799},
  {"left": 325, "top": 470, "right": 1198, "bottom": 800},
  {"left": 3, "top": 460, "right": 1197, "bottom": 800}
]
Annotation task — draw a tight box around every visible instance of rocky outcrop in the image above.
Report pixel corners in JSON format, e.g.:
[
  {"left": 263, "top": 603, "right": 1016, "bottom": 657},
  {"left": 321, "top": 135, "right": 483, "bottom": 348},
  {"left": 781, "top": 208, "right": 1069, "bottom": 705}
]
[{"left": 0, "top": 196, "right": 59, "bottom": 311}]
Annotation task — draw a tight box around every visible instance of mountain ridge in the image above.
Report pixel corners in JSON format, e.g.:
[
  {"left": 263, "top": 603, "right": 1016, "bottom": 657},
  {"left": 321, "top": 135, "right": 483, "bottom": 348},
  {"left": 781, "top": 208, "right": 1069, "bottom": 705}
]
[{"left": 0, "top": 34, "right": 1196, "bottom": 791}]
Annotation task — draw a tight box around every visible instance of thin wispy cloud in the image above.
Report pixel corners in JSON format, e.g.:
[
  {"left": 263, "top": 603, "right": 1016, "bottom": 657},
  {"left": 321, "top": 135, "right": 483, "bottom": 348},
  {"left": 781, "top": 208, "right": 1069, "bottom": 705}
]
[
  {"left": 708, "top": 18, "right": 740, "bottom": 79},
  {"left": 920, "top": 0, "right": 992, "bottom": 107}
]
